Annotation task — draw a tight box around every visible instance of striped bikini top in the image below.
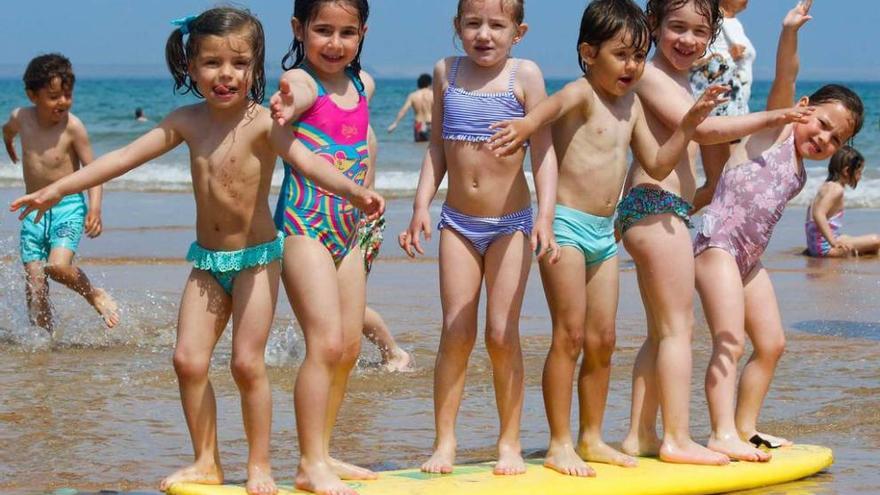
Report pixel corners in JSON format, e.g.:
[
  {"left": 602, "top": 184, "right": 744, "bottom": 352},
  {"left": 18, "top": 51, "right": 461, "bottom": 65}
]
[
  {"left": 287, "top": 67, "right": 369, "bottom": 199},
  {"left": 442, "top": 57, "right": 525, "bottom": 143}
]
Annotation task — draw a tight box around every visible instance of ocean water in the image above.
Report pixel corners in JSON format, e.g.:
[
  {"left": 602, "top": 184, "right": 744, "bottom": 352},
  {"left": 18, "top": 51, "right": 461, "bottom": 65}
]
[{"left": 1, "top": 78, "right": 878, "bottom": 204}]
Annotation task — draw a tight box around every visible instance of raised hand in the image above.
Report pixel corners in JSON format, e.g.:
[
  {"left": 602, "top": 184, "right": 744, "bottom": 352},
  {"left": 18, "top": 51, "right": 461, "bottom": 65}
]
[
  {"left": 10, "top": 185, "right": 63, "bottom": 224},
  {"left": 487, "top": 119, "right": 533, "bottom": 157},
  {"left": 771, "top": 105, "right": 815, "bottom": 126},
  {"left": 270, "top": 79, "right": 297, "bottom": 126},
  {"left": 398, "top": 208, "right": 432, "bottom": 258},
  {"left": 682, "top": 85, "right": 730, "bottom": 129},
  {"left": 783, "top": 0, "right": 813, "bottom": 30}
]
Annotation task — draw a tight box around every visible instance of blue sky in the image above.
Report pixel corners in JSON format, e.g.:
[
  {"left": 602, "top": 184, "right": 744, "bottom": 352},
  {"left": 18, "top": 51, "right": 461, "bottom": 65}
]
[{"left": 1, "top": 1, "right": 878, "bottom": 81}]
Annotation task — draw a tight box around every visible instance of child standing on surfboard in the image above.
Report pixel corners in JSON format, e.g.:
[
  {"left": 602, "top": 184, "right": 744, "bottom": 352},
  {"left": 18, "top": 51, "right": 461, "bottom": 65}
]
[
  {"left": 398, "top": 0, "right": 560, "bottom": 476},
  {"left": 486, "top": 0, "right": 725, "bottom": 477},
  {"left": 695, "top": 0, "right": 864, "bottom": 459},
  {"left": 617, "top": 0, "right": 815, "bottom": 465},
  {"left": 12, "top": 8, "right": 382, "bottom": 495}
]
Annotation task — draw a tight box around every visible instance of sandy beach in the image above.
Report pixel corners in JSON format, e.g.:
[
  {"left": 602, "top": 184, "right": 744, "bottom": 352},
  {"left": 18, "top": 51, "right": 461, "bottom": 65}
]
[{"left": 1, "top": 187, "right": 879, "bottom": 494}]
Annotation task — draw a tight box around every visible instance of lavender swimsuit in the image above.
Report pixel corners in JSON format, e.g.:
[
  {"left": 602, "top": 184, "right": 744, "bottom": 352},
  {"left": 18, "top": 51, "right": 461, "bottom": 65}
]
[{"left": 694, "top": 132, "right": 805, "bottom": 279}]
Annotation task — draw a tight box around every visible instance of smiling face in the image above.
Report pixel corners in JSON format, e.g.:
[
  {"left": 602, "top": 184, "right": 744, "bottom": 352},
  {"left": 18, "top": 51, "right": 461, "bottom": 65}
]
[
  {"left": 27, "top": 77, "right": 73, "bottom": 125},
  {"left": 455, "top": 0, "right": 526, "bottom": 68},
  {"left": 293, "top": 2, "right": 365, "bottom": 77},
  {"left": 188, "top": 31, "right": 254, "bottom": 110},
  {"left": 793, "top": 99, "right": 856, "bottom": 161},
  {"left": 581, "top": 30, "right": 648, "bottom": 97},
  {"left": 654, "top": 1, "right": 714, "bottom": 71}
]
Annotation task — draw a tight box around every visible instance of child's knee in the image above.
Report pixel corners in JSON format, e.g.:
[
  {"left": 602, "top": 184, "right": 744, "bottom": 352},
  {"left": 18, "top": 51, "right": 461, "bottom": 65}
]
[
  {"left": 173, "top": 351, "right": 211, "bottom": 381},
  {"left": 551, "top": 323, "right": 585, "bottom": 359},
  {"left": 309, "top": 336, "right": 346, "bottom": 365},
  {"left": 43, "top": 263, "right": 75, "bottom": 280},
  {"left": 441, "top": 319, "right": 478, "bottom": 348},
  {"left": 484, "top": 325, "right": 519, "bottom": 354},
  {"left": 230, "top": 355, "right": 267, "bottom": 386},
  {"left": 756, "top": 335, "right": 785, "bottom": 362},
  {"left": 584, "top": 325, "right": 616, "bottom": 364}
]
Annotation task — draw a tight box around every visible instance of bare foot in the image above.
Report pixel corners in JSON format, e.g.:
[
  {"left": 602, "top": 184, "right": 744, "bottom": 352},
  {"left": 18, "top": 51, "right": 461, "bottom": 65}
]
[
  {"left": 748, "top": 431, "right": 792, "bottom": 448},
  {"left": 383, "top": 348, "right": 414, "bottom": 373},
  {"left": 329, "top": 457, "right": 378, "bottom": 480},
  {"left": 421, "top": 442, "right": 455, "bottom": 474},
  {"left": 621, "top": 431, "right": 661, "bottom": 457},
  {"left": 159, "top": 463, "right": 223, "bottom": 492},
  {"left": 296, "top": 460, "right": 357, "bottom": 495},
  {"left": 577, "top": 439, "right": 638, "bottom": 468},
  {"left": 659, "top": 438, "right": 730, "bottom": 465},
  {"left": 707, "top": 434, "right": 771, "bottom": 462},
  {"left": 494, "top": 444, "right": 526, "bottom": 476},
  {"left": 544, "top": 441, "right": 595, "bottom": 477},
  {"left": 91, "top": 288, "right": 120, "bottom": 328},
  {"left": 246, "top": 464, "right": 278, "bottom": 495}
]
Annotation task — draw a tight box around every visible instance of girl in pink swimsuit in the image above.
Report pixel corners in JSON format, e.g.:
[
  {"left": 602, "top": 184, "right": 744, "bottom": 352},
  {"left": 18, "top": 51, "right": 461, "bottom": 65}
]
[{"left": 694, "top": 0, "right": 865, "bottom": 464}]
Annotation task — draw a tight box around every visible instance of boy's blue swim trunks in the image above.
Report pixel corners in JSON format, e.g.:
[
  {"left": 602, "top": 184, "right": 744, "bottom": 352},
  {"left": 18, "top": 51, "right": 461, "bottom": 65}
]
[{"left": 19, "top": 192, "right": 87, "bottom": 263}]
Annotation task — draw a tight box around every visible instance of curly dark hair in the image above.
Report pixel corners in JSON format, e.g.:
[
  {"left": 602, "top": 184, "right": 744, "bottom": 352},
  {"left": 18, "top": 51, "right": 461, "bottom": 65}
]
[
  {"left": 645, "top": 0, "right": 722, "bottom": 49},
  {"left": 23, "top": 53, "right": 75, "bottom": 92}
]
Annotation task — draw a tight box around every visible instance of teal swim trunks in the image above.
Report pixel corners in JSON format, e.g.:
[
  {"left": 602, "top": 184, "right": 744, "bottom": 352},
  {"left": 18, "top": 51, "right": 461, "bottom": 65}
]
[
  {"left": 553, "top": 204, "right": 618, "bottom": 266},
  {"left": 615, "top": 185, "right": 694, "bottom": 235},
  {"left": 186, "top": 232, "right": 285, "bottom": 295},
  {"left": 19, "top": 192, "right": 87, "bottom": 264}
]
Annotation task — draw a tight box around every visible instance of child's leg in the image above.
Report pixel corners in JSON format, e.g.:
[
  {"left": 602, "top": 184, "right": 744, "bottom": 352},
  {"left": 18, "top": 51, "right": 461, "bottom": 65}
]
[
  {"left": 695, "top": 249, "right": 770, "bottom": 462},
  {"left": 539, "top": 247, "right": 593, "bottom": 477},
  {"left": 44, "top": 247, "right": 119, "bottom": 327},
  {"left": 621, "top": 268, "right": 662, "bottom": 457},
  {"left": 23, "top": 262, "right": 52, "bottom": 332},
  {"left": 576, "top": 255, "right": 637, "bottom": 467},
  {"left": 483, "top": 232, "right": 530, "bottom": 476},
  {"left": 282, "top": 237, "right": 358, "bottom": 495},
  {"left": 834, "top": 234, "right": 880, "bottom": 256},
  {"left": 736, "top": 266, "right": 792, "bottom": 447},
  {"left": 230, "top": 262, "right": 281, "bottom": 495},
  {"left": 159, "top": 269, "right": 232, "bottom": 491},
  {"left": 421, "top": 230, "right": 483, "bottom": 474},
  {"left": 363, "top": 306, "right": 413, "bottom": 372},
  {"left": 622, "top": 216, "right": 728, "bottom": 465},
  {"left": 324, "top": 248, "right": 377, "bottom": 480}
]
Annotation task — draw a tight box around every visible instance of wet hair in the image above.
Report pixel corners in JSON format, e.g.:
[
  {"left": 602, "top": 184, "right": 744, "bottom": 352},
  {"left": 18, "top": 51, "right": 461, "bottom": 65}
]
[
  {"left": 826, "top": 146, "right": 864, "bottom": 186},
  {"left": 645, "top": 0, "right": 722, "bottom": 49},
  {"left": 165, "top": 7, "right": 266, "bottom": 104},
  {"left": 456, "top": 0, "right": 525, "bottom": 25},
  {"left": 23, "top": 53, "right": 75, "bottom": 93},
  {"left": 417, "top": 73, "right": 432, "bottom": 88},
  {"left": 577, "top": 0, "right": 650, "bottom": 74},
  {"left": 808, "top": 84, "right": 865, "bottom": 139},
  {"left": 282, "top": 0, "right": 370, "bottom": 79},
  {"left": 135, "top": 107, "right": 144, "bottom": 118}
]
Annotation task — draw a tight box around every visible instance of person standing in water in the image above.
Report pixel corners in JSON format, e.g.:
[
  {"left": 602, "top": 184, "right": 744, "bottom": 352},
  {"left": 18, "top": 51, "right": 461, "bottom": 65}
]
[{"left": 387, "top": 73, "right": 434, "bottom": 142}]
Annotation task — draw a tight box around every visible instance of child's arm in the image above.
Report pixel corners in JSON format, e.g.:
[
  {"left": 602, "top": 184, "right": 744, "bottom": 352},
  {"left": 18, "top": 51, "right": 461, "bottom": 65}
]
[
  {"left": 269, "top": 120, "right": 384, "bottom": 220},
  {"left": 811, "top": 183, "right": 854, "bottom": 253},
  {"left": 518, "top": 60, "right": 561, "bottom": 263},
  {"left": 487, "top": 77, "right": 592, "bottom": 157},
  {"left": 2, "top": 109, "right": 20, "bottom": 163},
  {"left": 269, "top": 69, "right": 320, "bottom": 126},
  {"left": 69, "top": 116, "right": 103, "bottom": 238},
  {"left": 631, "top": 85, "right": 729, "bottom": 181},
  {"left": 400, "top": 59, "right": 448, "bottom": 258},
  {"left": 387, "top": 94, "right": 414, "bottom": 133},
  {"left": 637, "top": 67, "right": 812, "bottom": 145},
  {"left": 767, "top": 0, "right": 813, "bottom": 110},
  {"left": 11, "top": 114, "right": 185, "bottom": 223}
]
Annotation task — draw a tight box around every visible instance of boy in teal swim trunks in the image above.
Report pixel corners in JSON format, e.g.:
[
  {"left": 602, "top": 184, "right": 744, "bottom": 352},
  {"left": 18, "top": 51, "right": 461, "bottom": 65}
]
[
  {"left": 3, "top": 53, "right": 119, "bottom": 333},
  {"left": 488, "top": 0, "right": 723, "bottom": 476}
]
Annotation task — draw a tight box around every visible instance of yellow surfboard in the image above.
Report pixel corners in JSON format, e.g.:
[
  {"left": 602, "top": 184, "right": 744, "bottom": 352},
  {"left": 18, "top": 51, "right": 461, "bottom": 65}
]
[{"left": 168, "top": 444, "right": 832, "bottom": 495}]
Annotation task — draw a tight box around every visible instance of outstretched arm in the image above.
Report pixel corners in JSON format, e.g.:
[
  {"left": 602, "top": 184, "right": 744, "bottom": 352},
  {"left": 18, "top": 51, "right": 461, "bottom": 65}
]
[
  {"left": 269, "top": 69, "right": 319, "bottom": 126},
  {"left": 387, "top": 94, "right": 414, "bottom": 133},
  {"left": 767, "top": 0, "right": 813, "bottom": 110},
  {"left": 11, "top": 115, "right": 184, "bottom": 223},
  {"left": 631, "top": 85, "right": 729, "bottom": 181},
  {"left": 2, "top": 109, "right": 20, "bottom": 163},
  {"left": 487, "top": 77, "right": 592, "bottom": 157},
  {"left": 70, "top": 117, "right": 103, "bottom": 238}
]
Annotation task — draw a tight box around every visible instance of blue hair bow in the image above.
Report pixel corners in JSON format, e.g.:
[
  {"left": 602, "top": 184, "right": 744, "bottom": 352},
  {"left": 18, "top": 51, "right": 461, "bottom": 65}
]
[{"left": 170, "top": 14, "right": 198, "bottom": 35}]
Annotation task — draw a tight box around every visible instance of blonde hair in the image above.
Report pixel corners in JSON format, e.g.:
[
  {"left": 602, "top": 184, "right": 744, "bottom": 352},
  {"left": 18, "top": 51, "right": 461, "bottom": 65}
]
[{"left": 456, "top": 0, "right": 525, "bottom": 24}]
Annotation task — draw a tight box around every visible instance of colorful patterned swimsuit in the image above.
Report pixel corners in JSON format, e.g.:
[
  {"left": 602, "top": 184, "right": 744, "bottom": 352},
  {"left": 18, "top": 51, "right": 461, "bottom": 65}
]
[
  {"left": 694, "top": 132, "right": 806, "bottom": 279},
  {"left": 274, "top": 68, "right": 369, "bottom": 264},
  {"left": 805, "top": 204, "right": 843, "bottom": 257}
]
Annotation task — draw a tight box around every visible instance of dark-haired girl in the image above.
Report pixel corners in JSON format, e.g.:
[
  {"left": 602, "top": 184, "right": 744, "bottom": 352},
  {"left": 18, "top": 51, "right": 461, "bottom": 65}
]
[
  {"left": 12, "top": 8, "right": 382, "bottom": 495},
  {"left": 806, "top": 146, "right": 878, "bottom": 257}
]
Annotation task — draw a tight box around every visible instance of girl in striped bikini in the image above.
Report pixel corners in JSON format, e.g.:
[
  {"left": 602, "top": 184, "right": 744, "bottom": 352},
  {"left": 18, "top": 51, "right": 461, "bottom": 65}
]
[
  {"left": 268, "top": 1, "right": 384, "bottom": 494},
  {"left": 399, "top": 0, "right": 559, "bottom": 477}
]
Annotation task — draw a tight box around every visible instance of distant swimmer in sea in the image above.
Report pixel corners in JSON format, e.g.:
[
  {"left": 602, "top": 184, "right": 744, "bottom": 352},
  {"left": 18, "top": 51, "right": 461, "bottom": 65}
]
[
  {"left": 806, "top": 145, "right": 880, "bottom": 257},
  {"left": 387, "top": 73, "right": 433, "bottom": 142},
  {"left": 135, "top": 107, "right": 148, "bottom": 122},
  {"left": 2, "top": 53, "right": 119, "bottom": 334}
]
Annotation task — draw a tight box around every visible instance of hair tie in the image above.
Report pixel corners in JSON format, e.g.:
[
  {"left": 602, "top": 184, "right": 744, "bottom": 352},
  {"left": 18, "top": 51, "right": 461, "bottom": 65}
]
[{"left": 171, "top": 14, "right": 199, "bottom": 35}]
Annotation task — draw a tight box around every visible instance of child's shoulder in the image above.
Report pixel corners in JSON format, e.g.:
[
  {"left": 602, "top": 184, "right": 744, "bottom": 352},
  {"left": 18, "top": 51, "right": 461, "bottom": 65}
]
[{"left": 281, "top": 67, "right": 320, "bottom": 89}]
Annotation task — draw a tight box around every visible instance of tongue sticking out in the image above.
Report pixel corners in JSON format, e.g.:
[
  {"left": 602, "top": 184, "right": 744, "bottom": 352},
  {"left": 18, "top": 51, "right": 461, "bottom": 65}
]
[{"left": 215, "top": 85, "right": 231, "bottom": 95}]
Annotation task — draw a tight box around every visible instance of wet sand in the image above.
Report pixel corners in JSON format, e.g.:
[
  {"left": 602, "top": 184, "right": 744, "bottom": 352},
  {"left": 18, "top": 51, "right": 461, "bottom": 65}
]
[{"left": 1, "top": 188, "right": 879, "bottom": 494}]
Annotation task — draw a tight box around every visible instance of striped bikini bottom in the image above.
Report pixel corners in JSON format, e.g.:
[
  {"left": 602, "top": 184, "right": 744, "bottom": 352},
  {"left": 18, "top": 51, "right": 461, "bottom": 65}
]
[{"left": 437, "top": 203, "right": 533, "bottom": 255}]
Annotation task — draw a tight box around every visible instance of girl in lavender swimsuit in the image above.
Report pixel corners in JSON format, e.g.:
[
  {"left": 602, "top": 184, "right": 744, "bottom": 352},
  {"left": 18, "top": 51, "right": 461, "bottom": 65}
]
[{"left": 694, "top": 0, "right": 865, "bottom": 463}]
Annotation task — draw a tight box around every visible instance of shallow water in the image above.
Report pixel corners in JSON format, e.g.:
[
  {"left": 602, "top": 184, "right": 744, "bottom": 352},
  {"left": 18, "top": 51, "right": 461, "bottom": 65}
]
[{"left": 1, "top": 189, "right": 880, "bottom": 494}]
